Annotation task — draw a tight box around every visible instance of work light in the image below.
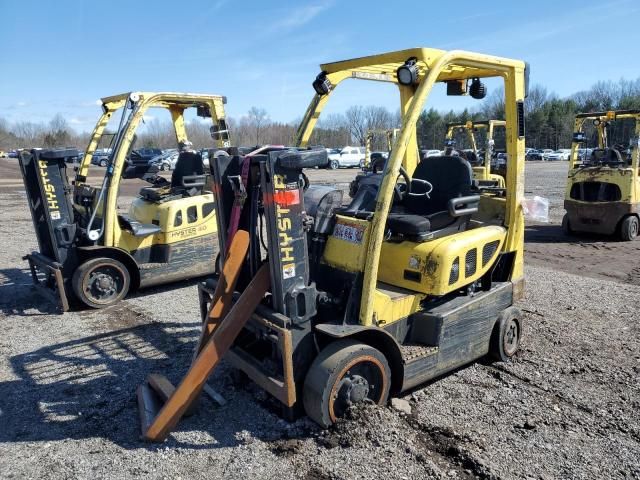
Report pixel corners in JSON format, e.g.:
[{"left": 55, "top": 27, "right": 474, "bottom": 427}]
[
  {"left": 396, "top": 58, "right": 419, "bottom": 86},
  {"left": 312, "top": 71, "right": 332, "bottom": 96},
  {"left": 469, "top": 78, "right": 487, "bottom": 99}
]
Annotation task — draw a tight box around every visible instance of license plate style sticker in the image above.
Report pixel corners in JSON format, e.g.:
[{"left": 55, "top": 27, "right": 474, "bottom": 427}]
[
  {"left": 333, "top": 222, "right": 365, "bottom": 244},
  {"left": 282, "top": 263, "right": 296, "bottom": 279}
]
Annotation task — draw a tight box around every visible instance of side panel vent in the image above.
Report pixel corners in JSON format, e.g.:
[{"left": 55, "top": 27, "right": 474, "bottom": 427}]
[
  {"left": 465, "top": 249, "right": 477, "bottom": 278},
  {"left": 482, "top": 240, "right": 500, "bottom": 266},
  {"left": 449, "top": 257, "right": 460, "bottom": 285}
]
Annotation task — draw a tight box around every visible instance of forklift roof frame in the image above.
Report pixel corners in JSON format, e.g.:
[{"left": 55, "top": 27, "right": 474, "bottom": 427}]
[
  {"left": 294, "top": 48, "right": 527, "bottom": 325},
  {"left": 569, "top": 110, "right": 640, "bottom": 171},
  {"left": 76, "top": 91, "right": 230, "bottom": 248},
  {"left": 445, "top": 119, "right": 507, "bottom": 178}
]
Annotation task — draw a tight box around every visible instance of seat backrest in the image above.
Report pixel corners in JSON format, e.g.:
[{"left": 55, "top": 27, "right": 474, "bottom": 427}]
[
  {"left": 405, "top": 155, "right": 473, "bottom": 215},
  {"left": 171, "top": 151, "right": 204, "bottom": 188}
]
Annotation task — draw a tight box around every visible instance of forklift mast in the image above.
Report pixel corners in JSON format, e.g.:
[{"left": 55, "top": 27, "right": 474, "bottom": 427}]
[
  {"left": 18, "top": 148, "right": 81, "bottom": 310},
  {"left": 211, "top": 148, "right": 326, "bottom": 322}
]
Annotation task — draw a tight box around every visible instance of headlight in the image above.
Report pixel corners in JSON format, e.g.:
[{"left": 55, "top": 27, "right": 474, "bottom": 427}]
[{"left": 396, "top": 57, "right": 418, "bottom": 86}]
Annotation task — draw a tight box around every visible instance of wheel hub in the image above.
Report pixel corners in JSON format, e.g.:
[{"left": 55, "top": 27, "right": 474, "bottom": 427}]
[
  {"left": 344, "top": 375, "right": 369, "bottom": 404},
  {"left": 96, "top": 273, "right": 115, "bottom": 293},
  {"left": 504, "top": 319, "right": 519, "bottom": 355}
]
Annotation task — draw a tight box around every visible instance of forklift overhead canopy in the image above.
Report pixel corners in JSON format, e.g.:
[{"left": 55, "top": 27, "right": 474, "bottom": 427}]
[{"left": 318, "top": 47, "right": 522, "bottom": 83}]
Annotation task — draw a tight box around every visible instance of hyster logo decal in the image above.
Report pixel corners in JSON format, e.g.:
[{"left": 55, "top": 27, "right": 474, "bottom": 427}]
[
  {"left": 273, "top": 174, "right": 298, "bottom": 272},
  {"left": 38, "top": 160, "right": 60, "bottom": 219}
]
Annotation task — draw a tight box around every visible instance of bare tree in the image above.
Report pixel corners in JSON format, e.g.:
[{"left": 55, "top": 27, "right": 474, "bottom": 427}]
[
  {"left": 345, "top": 105, "right": 367, "bottom": 146},
  {"left": 247, "top": 107, "right": 268, "bottom": 145},
  {"left": 43, "top": 114, "right": 71, "bottom": 148}
]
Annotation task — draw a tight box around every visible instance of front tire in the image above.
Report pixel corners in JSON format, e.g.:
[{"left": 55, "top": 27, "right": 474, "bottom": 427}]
[
  {"left": 100, "top": 159, "right": 107, "bottom": 167},
  {"left": 620, "top": 215, "right": 639, "bottom": 241},
  {"left": 489, "top": 309, "right": 522, "bottom": 362},
  {"left": 329, "top": 160, "right": 339, "bottom": 170},
  {"left": 303, "top": 340, "right": 391, "bottom": 428},
  {"left": 72, "top": 257, "right": 131, "bottom": 309}
]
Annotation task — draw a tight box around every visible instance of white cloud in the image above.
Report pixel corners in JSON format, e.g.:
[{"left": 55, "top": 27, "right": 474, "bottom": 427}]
[
  {"left": 16, "top": 101, "right": 27, "bottom": 107},
  {"left": 269, "top": 1, "right": 333, "bottom": 31}
]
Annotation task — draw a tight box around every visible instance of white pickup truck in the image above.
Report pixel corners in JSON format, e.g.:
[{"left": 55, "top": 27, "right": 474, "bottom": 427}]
[{"left": 328, "top": 146, "right": 365, "bottom": 169}]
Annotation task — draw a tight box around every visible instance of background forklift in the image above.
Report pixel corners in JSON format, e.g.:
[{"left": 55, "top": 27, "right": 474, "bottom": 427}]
[
  {"left": 173, "top": 47, "right": 529, "bottom": 430},
  {"left": 19, "top": 92, "right": 231, "bottom": 310},
  {"left": 563, "top": 110, "right": 640, "bottom": 241},
  {"left": 445, "top": 120, "right": 507, "bottom": 187}
]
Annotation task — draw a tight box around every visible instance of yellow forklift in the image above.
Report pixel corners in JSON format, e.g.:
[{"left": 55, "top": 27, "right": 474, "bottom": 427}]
[
  {"left": 136, "top": 48, "right": 528, "bottom": 440},
  {"left": 563, "top": 110, "right": 640, "bottom": 241},
  {"left": 19, "top": 92, "right": 231, "bottom": 310},
  {"left": 445, "top": 119, "right": 507, "bottom": 187}
]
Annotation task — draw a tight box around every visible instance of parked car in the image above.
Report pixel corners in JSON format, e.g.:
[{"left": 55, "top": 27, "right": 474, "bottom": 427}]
[
  {"left": 91, "top": 148, "right": 112, "bottom": 166},
  {"left": 577, "top": 148, "right": 593, "bottom": 162},
  {"left": 547, "top": 149, "right": 571, "bottom": 161},
  {"left": 327, "top": 146, "right": 365, "bottom": 169},
  {"left": 421, "top": 149, "right": 442, "bottom": 158},
  {"left": 8, "top": 149, "right": 19, "bottom": 158},
  {"left": 150, "top": 151, "right": 179, "bottom": 171},
  {"left": 526, "top": 149, "right": 544, "bottom": 161},
  {"left": 540, "top": 149, "right": 554, "bottom": 160},
  {"left": 127, "top": 147, "right": 163, "bottom": 174}
]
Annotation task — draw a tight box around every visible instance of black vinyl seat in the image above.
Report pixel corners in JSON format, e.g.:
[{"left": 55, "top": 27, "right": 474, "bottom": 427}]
[
  {"left": 386, "top": 155, "right": 479, "bottom": 240},
  {"left": 171, "top": 151, "right": 204, "bottom": 189}
]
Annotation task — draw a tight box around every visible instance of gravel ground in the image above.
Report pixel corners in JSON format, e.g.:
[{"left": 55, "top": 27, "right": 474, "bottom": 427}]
[{"left": 0, "top": 160, "right": 639, "bottom": 479}]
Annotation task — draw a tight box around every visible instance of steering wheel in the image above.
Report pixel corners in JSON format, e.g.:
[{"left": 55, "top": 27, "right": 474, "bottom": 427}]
[
  {"left": 408, "top": 178, "right": 433, "bottom": 199},
  {"left": 393, "top": 166, "right": 412, "bottom": 203}
]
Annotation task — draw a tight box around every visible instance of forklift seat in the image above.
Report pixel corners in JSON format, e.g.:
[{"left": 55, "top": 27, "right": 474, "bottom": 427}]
[
  {"left": 171, "top": 152, "right": 204, "bottom": 189},
  {"left": 386, "top": 155, "right": 479, "bottom": 240}
]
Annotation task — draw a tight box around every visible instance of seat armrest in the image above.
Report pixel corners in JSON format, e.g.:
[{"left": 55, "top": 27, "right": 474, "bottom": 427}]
[
  {"left": 448, "top": 195, "right": 480, "bottom": 217},
  {"left": 182, "top": 174, "right": 207, "bottom": 188}
]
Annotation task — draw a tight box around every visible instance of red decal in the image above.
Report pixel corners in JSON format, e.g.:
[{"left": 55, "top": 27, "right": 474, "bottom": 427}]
[{"left": 274, "top": 189, "right": 300, "bottom": 206}]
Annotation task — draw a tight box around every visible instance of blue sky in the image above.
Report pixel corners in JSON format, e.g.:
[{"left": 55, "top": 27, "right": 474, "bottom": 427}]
[{"left": 1, "top": 0, "right": 640, "bottom": 132}]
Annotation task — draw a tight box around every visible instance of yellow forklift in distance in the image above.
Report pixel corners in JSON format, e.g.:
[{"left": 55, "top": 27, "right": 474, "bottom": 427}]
[
  {"left": 19, "top": 92, "right": 231, "bottom": 310},
  {"left": 445, "top": 119, "right": 507, "bottom": 187},
  {"left": 135, "top": 48, "right": 529, "bottom": 441},
  {"left": 563, "top": 110, "right": 640, "bottom": 241}
]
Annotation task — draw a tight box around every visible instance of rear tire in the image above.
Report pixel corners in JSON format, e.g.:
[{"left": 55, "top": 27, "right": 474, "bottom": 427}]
[
  {"left": 489, "top": 309, "right": 522, "bottom": 362},
  {"left": 561, "top": 213, "right": 572, "bottom": 235},
  {"left": 329, "top": 160, "right": 339, "bottom": 170},
  {"left": 303, "top": 339, "right": 391, "bottom": 428},
  {"left": 72, "top": 257, "right": 131, "bottom": 309},
  {"left": 619, "top": 215, "right": 639, "bottom": 241}
]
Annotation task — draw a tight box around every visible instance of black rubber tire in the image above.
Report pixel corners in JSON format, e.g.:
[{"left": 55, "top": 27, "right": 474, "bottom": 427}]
[
  {"left": 100, "top": 159, "right": 107, "bottom": 167},
  {"left": 489, "top": 308, "right": 522, "bottom": 362},
  {"left": 329, "top": 160, "right": 339, "bottom": 170},
  {"left": 561, "top": 213, "right": 572, "bottom": 235},
  {"left": 619, "top": 215, "right": 639, "bottom": 241},
  {"left": 72, "top": 257, "right": 131, "bottom": 309},
  {"left": 160, "top": 163, "right": 167, "bottom": 171},
  {"left": 303, "top": 339, "right": 391, "bottom": 428}
]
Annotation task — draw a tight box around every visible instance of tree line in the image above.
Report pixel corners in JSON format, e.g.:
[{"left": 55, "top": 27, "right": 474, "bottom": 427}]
[{"left": 2, "top": 77, "right": 640, "bottom": 152}]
